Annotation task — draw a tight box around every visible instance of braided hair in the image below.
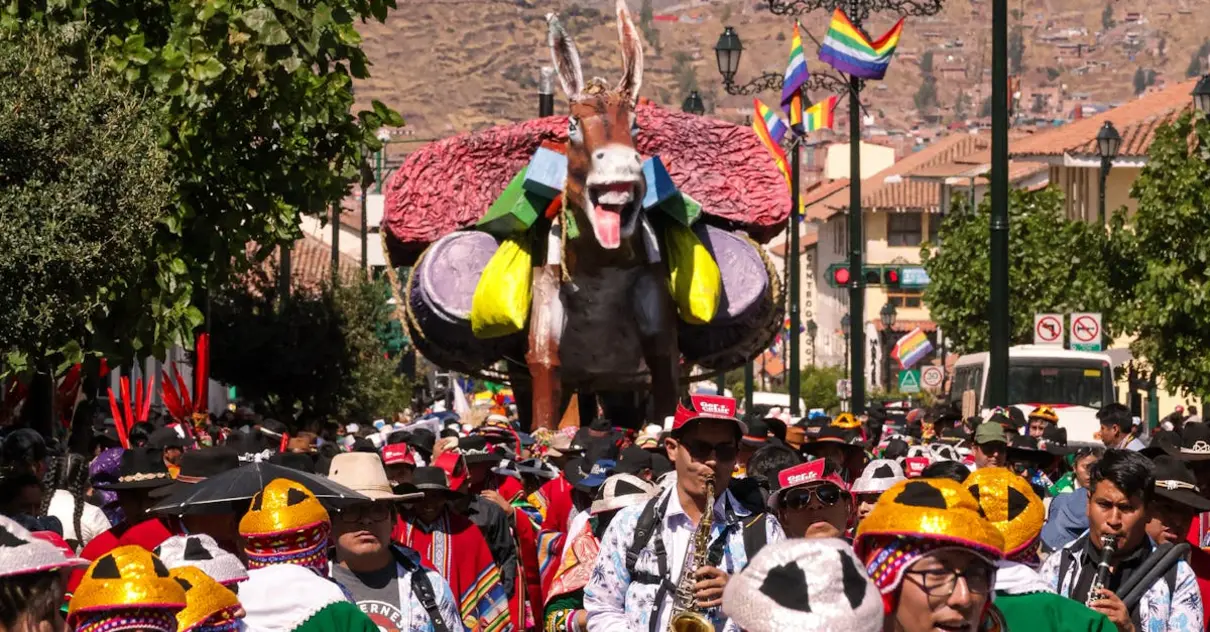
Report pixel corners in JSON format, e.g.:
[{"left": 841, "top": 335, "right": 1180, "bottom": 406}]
[
  {"left": 0, "top": 571, "right": 64, "bottom": 631},
  {"left": 37, "top": 453, "right": 88, "bottom": 547}
]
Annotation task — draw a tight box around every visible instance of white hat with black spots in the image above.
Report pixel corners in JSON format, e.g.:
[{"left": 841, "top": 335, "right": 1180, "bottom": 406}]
[
  {"left": 722, "top": 538, "right": 883, "bottom": 632},
  {"left": 156, "top": 534, "right": 249, "bottom": 586},
  {"left": 590, "top": 473, "right": 659, "bottom": 515},
  {"left": 0, "top": 514, "right": 88, "bottom": 578},
  {"left": 852, "top": 459, "right": 906, "bottom": 494}
]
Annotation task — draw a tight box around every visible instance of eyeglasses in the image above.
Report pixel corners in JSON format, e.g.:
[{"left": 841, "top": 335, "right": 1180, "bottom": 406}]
[
  {"left": 336, "top": 503, "right": 391, "bottom": 524},
  {"left": 781, "top": 484, "right": 844, "bottom": 510},
  {"left": 678, "top": 439, "right": 738, "bottom": 462},
  {"left": 903, "top": 564, "right": 994, "bottom": 597}
]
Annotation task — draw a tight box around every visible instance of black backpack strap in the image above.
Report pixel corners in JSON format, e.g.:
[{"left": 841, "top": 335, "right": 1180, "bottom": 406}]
[
  {"left": 393, "top": 547, "right": 449, "bottom": 632},
  {"left": 626, "top": 495, "right": 667, "bottom": 579},
  {"left": 740, "top": 513, "right": 768, "bottom": 569}
]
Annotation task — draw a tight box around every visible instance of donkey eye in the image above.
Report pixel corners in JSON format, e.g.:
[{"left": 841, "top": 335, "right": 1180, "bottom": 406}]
[{"left": 567, "top": 117, "right": 583, "bottom": 144}]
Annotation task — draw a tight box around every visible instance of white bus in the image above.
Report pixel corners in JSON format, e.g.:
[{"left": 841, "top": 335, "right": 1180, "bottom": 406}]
[{"left": 948, "top": 345, "right": 1116, "bottom": 443}]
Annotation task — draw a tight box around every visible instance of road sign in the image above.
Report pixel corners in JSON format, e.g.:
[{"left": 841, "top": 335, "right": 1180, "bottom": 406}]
[
  {"left": 1034, "top": 313, "right": 1064, "bottom": 346},
  {"left": 836, "top": 379, "right": 852, "bottom": 399},
  {"left": 1070, "top": 312, "right": 1103, "bottom": 351},
  {"left": 898, "top": 369, "right": 921, "bottom": 394},
  {"left": 921, "top": 366, "right": 944, "bottom": 390}
]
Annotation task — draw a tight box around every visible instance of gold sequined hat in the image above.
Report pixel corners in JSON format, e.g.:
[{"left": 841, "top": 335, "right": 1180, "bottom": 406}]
[
  {"left": 238, "top": 478, "right": 329, "bottom": 537},
  {"left": 854, "top": 478, "right": 1004, "bottom": 561},
  {"left": 963, "top": 467, "right": 1045, "bottom": 557},
  {"left": 67, "top": 546, "right": 187, "bottom": 623},
  {"left": 169, "top": 566, "right": 243, "bottom": 632}
]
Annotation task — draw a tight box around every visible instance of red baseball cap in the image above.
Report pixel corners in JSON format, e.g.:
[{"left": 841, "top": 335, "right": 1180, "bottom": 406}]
[
  {"left": 382, "top": 444, "right": 416, "bottom": 467},
  {"left": 671, "top": 395, "right": 747, "bottom": 436},
  {"left": 433, "top": 451, "right": 468, "bottom": 491},
  {"left": 770, "top": 459, "right": 849, "bottom": 510},
  {"left": 903, "top": 457, "right": 930, "bottom": 478}
]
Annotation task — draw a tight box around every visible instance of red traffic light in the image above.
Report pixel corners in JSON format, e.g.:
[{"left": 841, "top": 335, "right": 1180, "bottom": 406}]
[
  {"left": 832, "top": 266, "right": 851, "bottom": 286},
  {"left": 884, "top": 268, "right": 901, "bottom": 286}
]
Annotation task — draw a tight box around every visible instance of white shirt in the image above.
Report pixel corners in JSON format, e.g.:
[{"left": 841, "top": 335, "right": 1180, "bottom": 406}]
[{"left": 46, "top": 489, "right": 110, "bottom": 547}]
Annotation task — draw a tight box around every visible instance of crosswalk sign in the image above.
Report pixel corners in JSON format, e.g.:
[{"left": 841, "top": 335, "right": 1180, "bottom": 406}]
[{"left": 898, "top": 369, "right": 921, "bottom": 394}]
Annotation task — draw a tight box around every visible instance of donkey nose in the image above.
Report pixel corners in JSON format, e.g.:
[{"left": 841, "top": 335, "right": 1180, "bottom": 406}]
[{"left": 633, "top": 152, "right": 641, "bottom": 164}]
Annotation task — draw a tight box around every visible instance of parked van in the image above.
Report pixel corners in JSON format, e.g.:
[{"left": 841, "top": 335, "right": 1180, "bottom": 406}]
[{"left": 948, "top": 345, "right": 1115, "bottom": 443}]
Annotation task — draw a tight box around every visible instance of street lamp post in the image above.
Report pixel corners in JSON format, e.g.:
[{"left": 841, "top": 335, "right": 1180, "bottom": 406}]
[
  {"left": 1095, "top": 121, "right": 1121, "bottom": 226},
  {"left": 1193, "top": 75, "right": 1210, "bottom": 114},
  {"left": 714, "top": 0, "right": 940, "bottom": 415},
  {"left": 841, "top": 313, "right": 852, "bottom": 380},
  {"left": 806, "top": 319, "right": 818, "bottom": 367},
  {"left": 880, "top": 301, "right": 897, "bottom": 391},
  {"left": 681, "top": 91, "right": 706, "bottom": 115},
  {"left": 988, "top": 0, "right": 1009, "bottom": 407}
]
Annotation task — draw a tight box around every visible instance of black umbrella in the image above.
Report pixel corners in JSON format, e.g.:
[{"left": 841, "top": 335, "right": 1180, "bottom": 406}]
[{"left": 149, "top": 461, "right": 369, "bottom": 516}]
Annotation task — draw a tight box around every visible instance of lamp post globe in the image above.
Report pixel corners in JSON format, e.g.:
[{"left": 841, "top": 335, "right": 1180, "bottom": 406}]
[
  {"left": 681, "top": 91, "right": 705, "bottom": 115},
  {"left": 1194, "top": 74, "right": 1210, "bottom": 114},
  {"left": 841, "top": 313, "right": 851, "bottom": 336},
  {"left": 714, "top": 27, "right": 743, "bottom": 83},
  {"left": 879, "top": 301, "right": 898, "bottom": 329},
  {"left": 806, "top": 319, "right": 818, "bottom": 339},
  {"left": 1096, "top": 121, "right": 1121, "bottom": 161}
]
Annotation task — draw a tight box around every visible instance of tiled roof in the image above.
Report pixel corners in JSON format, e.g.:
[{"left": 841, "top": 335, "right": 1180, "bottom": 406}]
[
  {"left": 769, "top": 231, "right": 819, "bottom": 257},
  {"left": 806, "top": 133, "right": 989, "bottom": 219},
  {"left": 251, "top": 236, "right": 362, "bottom": 291},
  {"left": 1011, "top": 78, "right": 1197, "bottom": 159}
]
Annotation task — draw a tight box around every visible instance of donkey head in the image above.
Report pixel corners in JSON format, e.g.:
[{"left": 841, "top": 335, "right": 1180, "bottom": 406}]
[{"left": 547, "top": 0, "right": 645, "bottom": 251}]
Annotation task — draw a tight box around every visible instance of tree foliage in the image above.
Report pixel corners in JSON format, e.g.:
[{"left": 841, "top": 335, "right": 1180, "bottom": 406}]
[
  {"left": 209, "top": 270, "right": 412, "bottom": 423},
  {"left": 920, "top": 188, "right": 1118, "bottom": 354},
  {"left": 1109, "top": 112, "right": 1210, "bottom": 397},
  {"left": 5, "top": 0, "right": 402, "bottom": 362},
  {"left": 0, "top": 27, "right": 172, "bottom": 375}
]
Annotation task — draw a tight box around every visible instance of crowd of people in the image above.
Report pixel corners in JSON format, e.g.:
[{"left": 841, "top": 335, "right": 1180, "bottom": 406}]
[{"left": 1, "top": 394, "right": 1209, "bottom": 632}]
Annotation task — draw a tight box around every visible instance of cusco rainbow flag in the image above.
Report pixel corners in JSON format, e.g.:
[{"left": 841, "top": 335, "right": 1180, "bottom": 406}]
[
  {"left": 752, "top": 99, "right": 790, "bottom": 186},
  {"left": 781, "top": 22, "right": 809, "bottom": 134},
  {"left": 804, "top": 95, "right": 838, "bottom": 133},
  {"left": 892, "top": 326, "right": 934, "bottom": 370},
  {"left": 819, "top": 8, "right": 905, "bottom": 80}
]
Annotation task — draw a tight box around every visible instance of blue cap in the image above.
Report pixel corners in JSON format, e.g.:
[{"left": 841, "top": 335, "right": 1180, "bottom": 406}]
[{"left": 576, "top": 459, "right": 617, "bottom": 491}]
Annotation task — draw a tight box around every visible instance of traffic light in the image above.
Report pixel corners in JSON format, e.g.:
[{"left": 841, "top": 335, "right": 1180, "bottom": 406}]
[
  {"left": 827, "top": 263, "right": 852, "bottom": 288},
  {"left": 883, "top": 266, "right": 902, "bottom": 289},
  {"left": 863, "top": 267, "right": 882, "bottom": 286}
]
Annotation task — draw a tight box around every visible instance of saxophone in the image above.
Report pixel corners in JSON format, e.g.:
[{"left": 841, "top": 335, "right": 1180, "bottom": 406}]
[
  {"left": 669, "top": 475, "right": 715, "bottom": 632},
  {"left": 1086, "top": 534, "right": 1117, "bottom": 607}
]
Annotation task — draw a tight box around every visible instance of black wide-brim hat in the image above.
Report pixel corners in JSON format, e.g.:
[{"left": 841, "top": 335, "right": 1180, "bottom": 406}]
[
  {"left": 149, "top": 447, "right": 241, "bottom": 499},
  {"left": 410, "top": 466, "right": 463, "bottom": 497},
  {"left": 1152, "top": 455, "right": 1210, "bottom": 511},
  {"left": 94, "top": 447, "right": 175, "bottom": 491},
  {"left": 1165, "top": 423, "right": 1210, "bottom": 461}
]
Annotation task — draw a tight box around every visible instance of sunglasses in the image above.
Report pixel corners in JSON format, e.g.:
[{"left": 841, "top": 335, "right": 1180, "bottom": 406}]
[
  {"left": 781, "top": 484, "right": 844, "bottom": 510},
  {"left": 678, "top": 439, "right": 739, "bottom": 462},
  {"left": 336, "top": 503, "right": 391, "bottom": 524}
]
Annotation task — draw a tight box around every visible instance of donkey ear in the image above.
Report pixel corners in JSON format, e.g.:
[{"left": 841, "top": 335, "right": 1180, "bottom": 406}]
[
  {"left": 615, "top": 0, "right": 644, "bottom": 103},
  {"left": 546, "top": 13, "right": 584, "bottom": 100}
]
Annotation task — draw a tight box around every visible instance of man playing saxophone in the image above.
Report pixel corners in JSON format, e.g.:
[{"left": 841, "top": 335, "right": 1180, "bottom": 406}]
[{"left": 583, "top": 395, "right": 784, "bottom": 632}]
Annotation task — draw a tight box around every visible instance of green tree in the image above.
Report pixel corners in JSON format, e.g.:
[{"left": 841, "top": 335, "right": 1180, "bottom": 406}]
[
  {"left": 1109, "top": 111, "right": 1210, "bottom": 397},
  {"left": 7, "top": 0, "right": 402, "bottom": 362},
  {"left": 920, "top": 50, "right": 935, "bottom": 74},
  {"left": 920, "top": 188, "right": 1118, "bottom": 354},
  {"left": 914, "top": 76, "right": 939, "bottom": 113},
  {"left": 954, "top": 91, "right": 970, "bottom": 121},
  {"left": 1008, "top": 26, "right": 1025, "bottom": 74},
  {"left": 800, "top": 365, "right": 846, "bottom": 412},
  {"left": 1101, "top": 3, "right": 1114, "bottom": 31},
  {"left": 1187, "top": 40, "right": 1210, "bottom": 77},
  {"left": 0, "top": 27, "right": 172, "bottom": 377},
  {"left": 1133, "top": 68, "right": 1147, "bottom": 95},
  {"left": 209, "top": 270, "right": 411, "bottom": 423}
]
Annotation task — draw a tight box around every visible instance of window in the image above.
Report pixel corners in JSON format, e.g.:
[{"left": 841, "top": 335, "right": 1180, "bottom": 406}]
[
  {"left": 887, "top": 213, "right": 923, "bottom": 247},
  {"left": 887, "top": 290, "right": 923, "bottom": 308},
  {"left": 927, "top": 214, "right": 940, "bottom": 244}
]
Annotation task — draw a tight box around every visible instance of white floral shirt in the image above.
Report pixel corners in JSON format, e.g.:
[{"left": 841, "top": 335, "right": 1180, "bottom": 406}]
[
  {"left": 583, "top": 486, "right": 783, "bottom": 632},
  {"left": 1039, "top": 536, "right": 1203, "bottom": 632}
]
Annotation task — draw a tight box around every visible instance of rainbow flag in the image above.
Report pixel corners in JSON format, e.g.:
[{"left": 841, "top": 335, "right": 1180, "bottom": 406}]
[
  {"left": 752, "top": 99, "right": 790, "bottom": 188},
  {"left": 781, "top": 22, "right": 809, "bottom": 134},
  {"left": 804, "top": 95, "right": 838, "bottom": 132},
  {"left": 819, "top": 8, "right": 905, "bottom": 80},
  {"left": 892, "top": 327, "right": 934, "bottom": 370}
]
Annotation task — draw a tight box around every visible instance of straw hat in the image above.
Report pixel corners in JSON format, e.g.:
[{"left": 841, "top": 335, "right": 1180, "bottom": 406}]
[{"left": 327, "top": 453, "right": 423, "bottom": 502}]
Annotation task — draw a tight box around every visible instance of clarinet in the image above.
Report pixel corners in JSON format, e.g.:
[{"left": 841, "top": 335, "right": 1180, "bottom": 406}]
[{"left": 1086, "top": 534, "right": 1118, "bottom": 607}]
